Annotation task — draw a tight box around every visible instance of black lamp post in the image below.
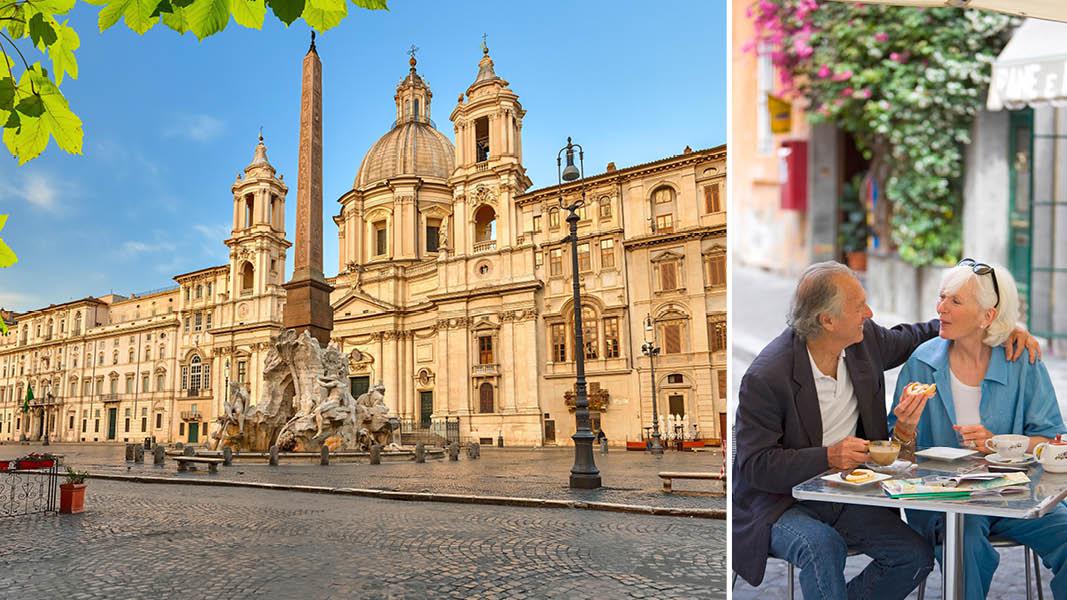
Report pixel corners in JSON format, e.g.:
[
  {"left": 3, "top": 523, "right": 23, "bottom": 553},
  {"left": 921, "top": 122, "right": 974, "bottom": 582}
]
[
  {"left": 558, "top": 137, "right": 601, "bottom": 490},
  {"left": 641, "top": 315, "right": 664, "bottom": 455}
]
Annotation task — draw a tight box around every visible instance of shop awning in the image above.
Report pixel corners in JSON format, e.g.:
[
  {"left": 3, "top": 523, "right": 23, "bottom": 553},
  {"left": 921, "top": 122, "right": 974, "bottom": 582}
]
[
  {"left": 829, "top": 1, "right": 1067, "bottom": 22},
  {"left": 987, "top": 19, "right": 1067, "bottom": 110}
]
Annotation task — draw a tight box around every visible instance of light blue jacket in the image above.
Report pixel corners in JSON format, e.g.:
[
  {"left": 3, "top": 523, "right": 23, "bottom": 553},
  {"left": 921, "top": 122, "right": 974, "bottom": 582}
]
[{"left": 889, "top": 337, "right": 1066, "bottom": 446}]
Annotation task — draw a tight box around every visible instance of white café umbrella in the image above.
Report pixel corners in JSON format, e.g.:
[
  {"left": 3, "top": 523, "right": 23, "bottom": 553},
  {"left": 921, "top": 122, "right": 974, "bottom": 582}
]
[{"left": 829, "top": 0, "right": 1067, "bottom": 23}]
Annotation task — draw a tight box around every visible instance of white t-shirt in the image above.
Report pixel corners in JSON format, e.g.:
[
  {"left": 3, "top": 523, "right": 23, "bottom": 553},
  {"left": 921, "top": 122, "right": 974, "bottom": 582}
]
[
  {"left": 807, "top": 348, "right": 859, "bottom": 447},
  {"left": 950, "top": 369, "right": 982, "bottom": 426}
]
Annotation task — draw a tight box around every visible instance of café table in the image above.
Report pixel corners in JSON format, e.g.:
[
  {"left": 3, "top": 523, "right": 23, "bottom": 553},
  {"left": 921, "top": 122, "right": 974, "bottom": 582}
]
[{"left": 792, "top": 453, "right": 1067, "bottom": 600}]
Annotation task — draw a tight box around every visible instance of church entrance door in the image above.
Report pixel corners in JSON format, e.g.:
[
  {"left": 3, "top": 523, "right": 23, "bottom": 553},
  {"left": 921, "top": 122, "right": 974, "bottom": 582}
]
[
  {"left": 106, "top": 408, "right": 117, "bottom": 440},
  {"left": 419, "top": 391, "right": 433, "bottom": 429}
]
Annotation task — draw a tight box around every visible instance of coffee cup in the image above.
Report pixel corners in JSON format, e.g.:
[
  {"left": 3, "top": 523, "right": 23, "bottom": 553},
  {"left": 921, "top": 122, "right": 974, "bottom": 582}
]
[
  {"left": 868, "top": 440, "right": 900, "bottom": 466},
  {"left": 987, "top": 434, "right": 1029, "bottom": 459}
]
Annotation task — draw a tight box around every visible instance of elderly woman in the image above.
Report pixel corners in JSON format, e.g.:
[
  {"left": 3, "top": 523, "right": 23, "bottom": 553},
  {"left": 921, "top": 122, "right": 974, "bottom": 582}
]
[{"left": 889, "top": 260, "right": 1067, "bottom": 600}]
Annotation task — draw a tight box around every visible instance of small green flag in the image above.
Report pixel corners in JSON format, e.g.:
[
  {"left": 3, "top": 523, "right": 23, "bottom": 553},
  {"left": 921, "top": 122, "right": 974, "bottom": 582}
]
[{"left": 23, "top": 384, "right": 32, "bottom": 412}]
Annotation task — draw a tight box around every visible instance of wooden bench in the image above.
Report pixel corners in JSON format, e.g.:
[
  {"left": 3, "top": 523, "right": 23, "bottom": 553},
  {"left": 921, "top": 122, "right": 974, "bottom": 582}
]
[
  {"left": 175, "top": 456, "right": 224, "bottom": 473},
  {"left": 658, "top": 471, "right": 724, "bottom": 492}
]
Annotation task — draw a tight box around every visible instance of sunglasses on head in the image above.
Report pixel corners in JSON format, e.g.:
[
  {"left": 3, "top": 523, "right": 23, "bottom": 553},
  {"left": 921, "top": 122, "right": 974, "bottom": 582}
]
[{"left": 957, "top": 258, "right": 1000, "bottom": 308}]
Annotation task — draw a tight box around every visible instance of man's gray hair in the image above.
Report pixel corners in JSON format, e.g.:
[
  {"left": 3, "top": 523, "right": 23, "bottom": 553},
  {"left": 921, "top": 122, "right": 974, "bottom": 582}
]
[{"left": 787, "top": 261, "right": 856, "bottom": 339}]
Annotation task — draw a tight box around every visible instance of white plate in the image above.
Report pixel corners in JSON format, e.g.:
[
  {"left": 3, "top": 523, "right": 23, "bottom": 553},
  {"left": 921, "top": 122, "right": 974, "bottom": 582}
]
[
  {"left": 985, "top": 453, "right": 1035, "bottom": 467},
  {"left": 821, "top": 470, "right": 893, "bottom": 487},
  {"left": 865, "top": 459, "right": 914, "bottom": 473},
  {"left": 915, "top": 447, "right": 979, "bottom": 461}
]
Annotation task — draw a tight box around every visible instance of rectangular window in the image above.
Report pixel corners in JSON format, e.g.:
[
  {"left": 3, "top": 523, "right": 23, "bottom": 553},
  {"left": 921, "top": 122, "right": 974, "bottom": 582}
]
[
  {"left": 660, "top": 262, "right": 678, "bottom": 291},
  {"left": 141, "top": 417, "right": 147, "bottom": 432},
  {"left": 668, "top": 395, "right": 686, "bottom": 418},
  {"left": 179, "top": 422, "right": 185, "bottom": 436},
  {"left": 206, "top": 313, "right": 212, "bottom": 329},
  {"left": 237, "top": 360, "right": 247, "bottom": 384},
  {"left": 155, "top": 413, "right": 162, "bottom": 429},
  {"left": 94, "top": 419, "right": 99, "bottom": 433},
  {"left": 709, "top": 317, "right": 727, "bottom": 353},
  {"left": 426, "top": 219, "right": 441, "bottom": 253},
  {"left": 599, "top": 200, "right": 611, "bottom": 219},
  {"left": 600, "top": 239, "right": 615, "bottom": 269},
  {"left": 184, "top": 317, "right": 190, "bottom": 334},
  {"left": 708, "top": 251, "right": 725, "bottom": 288},
  {"left": 549, "top": 210, "right": 560, "bottom": 229},
  {"left": 69, "top": 415, "right": 74, "bottom": 429},
  {"left": 663, "top": 323, "right": 682, "bottom": 354},
  {"left": 82, "top": 419, "right": 86, "bottom": 433},
  {"left": 478, "top": 336, "right": 494, "bottom": 365},
  {"left": 142, "top": 374, "right": 149, "bottom": 393},
  {"left": 704, "top": 183, "right": 722, "bottom": 213},
  {"left": 156, "top": 374, "right": 164, "bottom": 392},
  {"left": 124, "top": 418, "right": 130, "bottom": 433},
  {"left": 181, "top": 366, "right": 189, "bottom": 391},
  {"left": 577, "top": 243, "right": 591, "bottom": 272},
  {"left": 604, "top": 317, "right": 620, "bottom": 359},
  {"left": 549, "top": 248, "right": 563, "bottom": 277},
  {"left": 532, "top": 215, "right": 542, "bottom": 232},
  {"left": 534, "top": 251, "right": 543, "bottom": 268},
  {"left": 655, "top": 214, "right": 674, "bottom": 233},
  {"left": 551, "top": 324, "right": 567, "bottom": 362},
  {"left": 375, "top": 221, "right": 388, "bottom": 256},
  {"left": 194, "top": 312, "right": 202, "bottom": 332},
  {"left": 125, "top": 377, "right": 133, "bottom": 394}
]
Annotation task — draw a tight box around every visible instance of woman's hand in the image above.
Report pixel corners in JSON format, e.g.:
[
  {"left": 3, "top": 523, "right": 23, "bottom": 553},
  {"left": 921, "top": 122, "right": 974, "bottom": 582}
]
[
  {"left": 1006, "top": 327, "right": 1042, "bottom": 363},
  {"left": 953, "top": 424, "right": 995, "bottom": 453},
  {"left": 893, "top": 383, "right": 935, "bottom": 441}
]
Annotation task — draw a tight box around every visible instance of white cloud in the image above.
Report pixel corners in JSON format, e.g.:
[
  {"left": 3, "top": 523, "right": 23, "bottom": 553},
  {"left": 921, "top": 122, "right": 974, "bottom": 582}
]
[
  {"left": 0, "top": 291, "right": 44, "bottom": 312},
  {"left": 194, "top": 223, "right": 231, "bottom": 240},
  {"left": 164, "top": 114, "right": 225, "bottom": 142},
  {"left": 118, "top": 240, "right": 176, "bottom": 258},
  {"left": 0, "top": 172, "right": 63, "bottom": 213}
]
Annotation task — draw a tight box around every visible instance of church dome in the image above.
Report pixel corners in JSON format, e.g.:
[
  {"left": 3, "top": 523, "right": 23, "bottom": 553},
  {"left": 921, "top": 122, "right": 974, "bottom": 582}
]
[
  {"left": 353, "top": 54, "right": 455, "bottom": 189},
  {"left": 354, "top": 121, "right": 455, "bottom": 189}
]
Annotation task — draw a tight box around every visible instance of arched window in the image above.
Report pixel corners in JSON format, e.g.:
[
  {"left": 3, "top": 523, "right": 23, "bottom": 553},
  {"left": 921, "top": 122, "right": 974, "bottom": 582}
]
[
  {"left": 144, "top": 347, "right": 151, "bottom": 361},
  {"left": 474, "top": 205, "right": 496, "bottom": 243},
  {"left": 241, "top": 262, "right": 254, "bottom": 293},
  {"left": 70, "top": 379, "right": 77, "bottom": 397},
  {"left": 73, "top": 313, "right": 81, "bottom": 335},
  {"left": 159, "top": 345, "right": 166, "bottom": 360},
  {"left": 652, "top": 186, "right": 676, "bottom": 233},
  {"left": 189, "top": 355, "right": 202, "bottom": 392},
  {"left": 478, "top": 382, "right": 494, "bottom": 413},
  {"left": 127, "top": 348, "right": 134, "bottom": 363}
]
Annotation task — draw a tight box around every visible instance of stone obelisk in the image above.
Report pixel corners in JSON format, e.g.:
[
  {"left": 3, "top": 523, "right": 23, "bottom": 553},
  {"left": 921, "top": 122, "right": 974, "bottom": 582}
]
[{"left": 283, "top": 32, "right": 334, "bottom": 347}]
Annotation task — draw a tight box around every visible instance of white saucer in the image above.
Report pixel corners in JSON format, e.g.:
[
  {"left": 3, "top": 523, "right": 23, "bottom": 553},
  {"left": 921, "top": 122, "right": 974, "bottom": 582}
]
[
  {"left": 865, "top": 459, "right": 914, "bottom": 473},
  {"left": 985, "top": 453, "right": 1035, "bottom": 467},
  {"left": 821, "top": 470, "right": 893, "bottom": 487}
]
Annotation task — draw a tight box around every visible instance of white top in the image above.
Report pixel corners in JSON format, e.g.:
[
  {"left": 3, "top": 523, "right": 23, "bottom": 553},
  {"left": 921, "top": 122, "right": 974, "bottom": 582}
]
[
  {"left": 807, "top": 348, "right": 859, "bottom": 447},
  {"left": 950, "top": 369, "right": 982, "bottom": 426}
]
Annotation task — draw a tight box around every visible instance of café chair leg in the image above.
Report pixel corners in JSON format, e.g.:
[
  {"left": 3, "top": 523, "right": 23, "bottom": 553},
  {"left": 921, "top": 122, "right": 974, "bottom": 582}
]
[
  {"left": 1031, "top": 547, "right": 1044, "bottom": 600},
  {"left": 916, "top": 577, "right": 926, "bottom": 600},
  {"left": 1025, "top": 547, "right": 1034, "bottom": 600},
  {"left": 787, "top": 562, "right": 795, "bottom": 600}
]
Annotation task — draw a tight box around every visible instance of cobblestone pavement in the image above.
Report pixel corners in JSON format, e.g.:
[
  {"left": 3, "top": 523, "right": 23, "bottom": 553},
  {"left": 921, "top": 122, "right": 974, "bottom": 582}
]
[
  {"left": 1, "top": 479, "right": 725, "bottom": 599},
  {"left": 732, "top": 547, "right": 1054, "bottom": 599},
  {"left": 732, "top": 264, "right": 1059, "bottom": 598},
  {"left": 1, "top": 443, "right": 724, "bottom": 510}
]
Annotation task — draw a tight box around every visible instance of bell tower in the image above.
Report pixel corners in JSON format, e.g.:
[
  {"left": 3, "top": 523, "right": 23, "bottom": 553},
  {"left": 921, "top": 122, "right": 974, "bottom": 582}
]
[
  {"left": 447, "top": 40, "right": 531, "bottom": 257},
  {"left": 225, "top": 133, "right": 291, "bottom": 325}
]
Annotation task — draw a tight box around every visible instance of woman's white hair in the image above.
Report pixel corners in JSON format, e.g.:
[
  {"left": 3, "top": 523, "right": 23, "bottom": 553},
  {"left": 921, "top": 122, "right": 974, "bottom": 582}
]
[{"left": 940, "top": 262, "right": 1020, "bottom": 347}]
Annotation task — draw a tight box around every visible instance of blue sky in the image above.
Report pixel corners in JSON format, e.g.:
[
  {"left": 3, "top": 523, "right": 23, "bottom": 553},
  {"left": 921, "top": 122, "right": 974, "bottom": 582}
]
[{"left": 0, "top": 0, "right": 727, "bottom": 312}]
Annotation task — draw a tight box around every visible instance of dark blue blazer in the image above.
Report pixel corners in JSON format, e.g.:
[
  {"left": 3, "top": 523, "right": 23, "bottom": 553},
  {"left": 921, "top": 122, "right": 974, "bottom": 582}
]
[{"left": 731, "top": 319, "right": 938, "bottom": 586}]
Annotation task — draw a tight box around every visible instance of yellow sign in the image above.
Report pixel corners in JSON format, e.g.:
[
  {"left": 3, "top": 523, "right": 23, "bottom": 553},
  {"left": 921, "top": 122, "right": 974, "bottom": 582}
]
[{"left": 768, "top": 94, "right": 791, "bottom": 134}]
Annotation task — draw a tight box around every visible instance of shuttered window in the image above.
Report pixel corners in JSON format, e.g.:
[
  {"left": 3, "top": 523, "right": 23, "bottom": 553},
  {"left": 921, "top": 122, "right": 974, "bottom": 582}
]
[
  {"left": 704, "top": 183, "right": 722, "bottom": 213},
  {"left": 551, "top": 324, "right": 567, "bottom": 362},
  {"left": 663, "top": 323, "right": 682, "bottom": 354},
  {"left": 709, "top": 317, "right": 727, "bottom": 352},
  {"left": 661, "top": 262, "right": 678, "bottom": 291}
]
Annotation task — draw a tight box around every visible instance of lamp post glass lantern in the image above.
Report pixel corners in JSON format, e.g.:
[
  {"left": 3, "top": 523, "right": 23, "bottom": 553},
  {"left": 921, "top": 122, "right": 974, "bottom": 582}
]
[
  {"left": 642, "top": 315, "right": 664, "bottom": 455},
  {"left": 557, "top": 137, "right": 601, "bottom": 490}
]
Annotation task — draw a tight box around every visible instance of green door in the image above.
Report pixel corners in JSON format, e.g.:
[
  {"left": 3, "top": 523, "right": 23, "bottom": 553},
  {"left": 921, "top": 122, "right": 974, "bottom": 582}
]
[
  {"left": 419, "top": 391, "right": 433, "bottom": 428},
  {"left": 106, "top": 408, "right": 117, "bottom": 440},
  {"left": 1008, "top": 110, "right": 1033, "bottom": 319},
  {"left": 188, "top": 422, "right": 199, "bottom": 444},
  {"left": 350, "top": 376, "right": 370, "bottom": 400}
]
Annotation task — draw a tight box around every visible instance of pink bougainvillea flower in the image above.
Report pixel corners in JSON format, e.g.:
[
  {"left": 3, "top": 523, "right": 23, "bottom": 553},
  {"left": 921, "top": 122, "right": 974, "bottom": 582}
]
[
  {"left": 889, "top": 52, "right": 903, "bottom": 62},
  {"left": 842, "top": 87, "right": 854, "bottom": 97},
  {"left": 874, "top": 32, "right": 889, "bottom": 43},
  {"left": 817, "top": 64, "right": 831, "bottom": 78},
  {"left": 832, "top": 69, "right": 853, "bottom": 82},
  {"left": 857, "top": 88, "right": 872, "bottom": 99}
]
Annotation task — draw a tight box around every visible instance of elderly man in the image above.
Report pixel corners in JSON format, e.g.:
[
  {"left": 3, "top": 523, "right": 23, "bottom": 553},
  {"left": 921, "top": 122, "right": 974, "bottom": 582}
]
[{"left": 732, "top": 262, "right": 1037, "bottom": 599}]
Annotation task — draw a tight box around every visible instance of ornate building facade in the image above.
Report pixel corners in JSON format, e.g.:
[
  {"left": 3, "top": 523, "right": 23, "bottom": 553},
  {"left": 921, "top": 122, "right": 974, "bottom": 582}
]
[{"left": 0, "top": 46, "right": 726, "bottom": 447}]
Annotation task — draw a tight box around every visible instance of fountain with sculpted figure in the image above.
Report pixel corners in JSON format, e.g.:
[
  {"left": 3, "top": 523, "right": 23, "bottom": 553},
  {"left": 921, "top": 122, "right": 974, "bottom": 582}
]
[{"left": 210, "top": 329, "right": 397, "bottom": 453}]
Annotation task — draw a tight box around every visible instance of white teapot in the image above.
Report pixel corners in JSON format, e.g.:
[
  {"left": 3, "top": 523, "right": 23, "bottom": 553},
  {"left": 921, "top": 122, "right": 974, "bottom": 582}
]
[{"left": 1034, "top": 434, "right": 1067, "bottom": 474}]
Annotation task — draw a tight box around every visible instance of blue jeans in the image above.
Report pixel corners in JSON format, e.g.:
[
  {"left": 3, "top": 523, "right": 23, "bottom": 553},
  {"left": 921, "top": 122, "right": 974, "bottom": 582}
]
[
  {"left": 770, "top": 501, "right": 934, "bottom": 600},
  {"left": 907, "top": 503, "right": 1067, "bottom": 600}
]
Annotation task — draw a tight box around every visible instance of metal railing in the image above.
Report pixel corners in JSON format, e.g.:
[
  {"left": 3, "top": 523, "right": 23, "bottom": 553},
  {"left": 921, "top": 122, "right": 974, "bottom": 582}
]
[
  {"left": 1, "top": 459, "right": 59, "bottom": 517},
  {"left": 390, "top": 115, "right": 437, "bottom": 129},
  {"left": 398, "top": 417, "right": 460, "bottom": 445},
  {"left": 180, "top": 410, "right": 201, "bottom": 421},
  {"left": 99, "top": 393, "right": 119, "bottom": 402}
]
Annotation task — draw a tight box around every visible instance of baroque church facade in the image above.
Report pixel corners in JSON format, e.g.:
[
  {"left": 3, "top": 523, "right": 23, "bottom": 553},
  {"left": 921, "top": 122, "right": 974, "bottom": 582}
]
[{"left": 0, "top": 45, "right": 726, "bottom": 447}]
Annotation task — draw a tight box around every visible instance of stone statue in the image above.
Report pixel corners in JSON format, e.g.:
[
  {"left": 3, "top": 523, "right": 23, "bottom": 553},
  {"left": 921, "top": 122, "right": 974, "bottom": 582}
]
[
  {"left": 211, "top": 329, "right": 396, "bottom": 453},
  {"left": 438, "top": 219, "right": 449, "bottom": 250}
]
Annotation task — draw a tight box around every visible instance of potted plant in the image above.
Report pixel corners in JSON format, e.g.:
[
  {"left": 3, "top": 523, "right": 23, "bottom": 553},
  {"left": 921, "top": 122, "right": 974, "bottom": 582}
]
[
  {"left": 60, "top": 467, "right": 89, "bottom": 514},
  {"left": 17, "top": 452, "right": 56, "bottom": 470},
  {"left": 838, "top": 173, "right": 870, "bottom": 272}
]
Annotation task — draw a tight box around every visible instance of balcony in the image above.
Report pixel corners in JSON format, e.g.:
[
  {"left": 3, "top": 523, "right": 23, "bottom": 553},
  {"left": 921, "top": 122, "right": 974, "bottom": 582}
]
[
  {"left": 472, "top": 363, "right": 499, "bottom": 377},
  {"left": 180, "top": 410, "right": 201, "bottom": 421},
  {"left": 473, "top": 240, "right": 497, "bottom": 253},
  {"left": 475, "top": 161, "right": 489, "bottom": 172},
  {"left": 100, "top": 393, "right": 119, "bottom": 403},
  {"left": 186, "top": 388, "right": 211, "bottom": 398}
]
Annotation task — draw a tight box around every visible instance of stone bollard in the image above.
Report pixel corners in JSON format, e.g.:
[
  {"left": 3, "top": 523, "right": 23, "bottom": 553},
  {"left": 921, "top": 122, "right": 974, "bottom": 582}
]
[
  {"left": 153, "top": 445, "right": 165, "bottom": 466},
  {"left": 369, "top": 444, "right": 381, "bottom": 465},
  {"left": 320, "top": 446, "right": 330, "bottom": 466},
  {"left": 174, "top": 442, "right": 184, "bottom": 451},
  {"left": 125, "top": 443, "right": 137, "bottom": 462},
  {"left": 134, "top": 446, "right": 144, "bottom": 464},
  {"left": 183, "top": 446, "right": 196, "bottom": 457},
  {"left": 448, "top": 442, "right": 459, "bottom": 461},
  {"left": 467, "top": 442, "right": 481, "bottom": 460},
  {"left": 269, "top": 445, "right": 279, "bottom": 466},
  {"left": 414, "top": 442, "right": 426, "bottom": 463},
  {"left": 222, "top": 446, "right": 233, "bottom": 466}
]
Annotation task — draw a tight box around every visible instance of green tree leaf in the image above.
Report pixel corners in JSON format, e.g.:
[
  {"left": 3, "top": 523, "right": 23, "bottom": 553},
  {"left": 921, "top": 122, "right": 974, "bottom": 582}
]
[
  {"left": 351, "top": 0, "right": 386, "bottom": 9},
  {"left": 16, "top": 94, "right": 45, "bottom": 117},
  {"left": 98, "top": 0, "right": 163, "bottom": 34},
  {"left": 161, "top": 2, "right": 194, "bottom": 33},
  {"left": 0, "top": 214, "right": 16, "bottom": 270},
  {"left": 49, "top": 21, "right": 81, "bottom": 85},
  {"left": 302, "top": 0, "right": 345, "bottom": 31},
  {"left": 32, "top": 0, "right": 78, "bottom": 13},
  {"left": 3, "top": 65, "right": 82, "bottom": 164},
  {"left": 265, "top": 0, "right": 304, "bottom": 26},
  {"left": 0, "top": 77, "right": 14, "bottom": 112},
  {"left": 28, "top": 13, "right": 59, "bottom": 48},
  {"left": 185, "top": 0, "right": 231, "bottom": 39},
  {"left": 230, "top": 0, "right": 265, "bottom": 28}
]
